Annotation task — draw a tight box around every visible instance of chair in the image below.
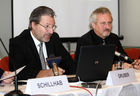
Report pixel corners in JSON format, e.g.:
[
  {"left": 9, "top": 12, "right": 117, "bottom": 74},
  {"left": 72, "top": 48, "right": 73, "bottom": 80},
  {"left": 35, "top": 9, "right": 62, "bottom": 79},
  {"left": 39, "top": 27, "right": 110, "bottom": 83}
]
[
  {"left": 124, "top": 48, "right": 140, "bottom": 60},
  {"left": 0, "top": 56, "right": 9, "bottom": 71}
]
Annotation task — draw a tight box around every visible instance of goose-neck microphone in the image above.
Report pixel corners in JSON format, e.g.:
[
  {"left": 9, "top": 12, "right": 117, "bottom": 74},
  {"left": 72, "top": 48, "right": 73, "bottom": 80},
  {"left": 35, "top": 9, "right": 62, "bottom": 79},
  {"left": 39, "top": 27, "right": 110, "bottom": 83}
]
[{"left": 115, "top": 51, "right": 134, "bottom": 64}]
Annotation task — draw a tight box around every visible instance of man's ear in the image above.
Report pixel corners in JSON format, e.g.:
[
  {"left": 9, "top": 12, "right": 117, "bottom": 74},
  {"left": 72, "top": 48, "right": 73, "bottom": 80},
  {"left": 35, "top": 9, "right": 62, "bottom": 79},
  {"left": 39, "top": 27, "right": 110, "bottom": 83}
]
[
  {"left": 32, "top": 22, "right": 37, "bottom": 29},
  {"left": 91, "top": 22, "right": 96, "bottom": 29}
]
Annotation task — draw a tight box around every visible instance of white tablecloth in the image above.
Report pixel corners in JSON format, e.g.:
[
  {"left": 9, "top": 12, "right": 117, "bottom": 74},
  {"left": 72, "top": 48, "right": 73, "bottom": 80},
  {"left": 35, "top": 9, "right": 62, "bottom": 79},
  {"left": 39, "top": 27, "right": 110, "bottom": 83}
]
[{"left": 1, "top": 69, "right": 140, "bottom": 96}]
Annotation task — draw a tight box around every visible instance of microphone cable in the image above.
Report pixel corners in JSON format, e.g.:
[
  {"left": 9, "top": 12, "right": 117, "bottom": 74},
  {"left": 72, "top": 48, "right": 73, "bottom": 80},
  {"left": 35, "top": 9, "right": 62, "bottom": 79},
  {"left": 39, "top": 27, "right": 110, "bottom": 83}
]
[
  {"left": 70, "top": 85, "right": 93, "bottom": 96},
  {"left": 95, "top": 81, "right": 103, "bottom": 96}
]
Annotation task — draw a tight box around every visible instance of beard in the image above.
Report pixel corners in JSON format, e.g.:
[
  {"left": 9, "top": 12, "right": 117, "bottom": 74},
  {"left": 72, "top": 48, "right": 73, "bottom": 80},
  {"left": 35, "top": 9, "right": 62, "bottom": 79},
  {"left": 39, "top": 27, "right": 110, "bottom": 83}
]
[
  {"left": 43, "top": 34, "right": 52, "bottom": 42},
  {"left": 102, "top": 31, "right": 111, "bottom": 38}
]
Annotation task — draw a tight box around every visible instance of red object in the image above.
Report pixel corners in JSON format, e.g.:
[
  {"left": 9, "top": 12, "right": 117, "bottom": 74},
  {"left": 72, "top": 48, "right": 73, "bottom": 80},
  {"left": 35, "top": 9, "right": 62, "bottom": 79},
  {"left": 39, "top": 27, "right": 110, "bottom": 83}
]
[
  {"left": 124, "top": 48, "right": 140, "bottom": 60},
  {"left": 0, "top": 56, "right": 9, "bottom": 71},
  {"left": 70, "top": 85, "right": 93, "bottom": 96},
  {"left": 70, "top": 54, "right": 75, "bottom": 60}
]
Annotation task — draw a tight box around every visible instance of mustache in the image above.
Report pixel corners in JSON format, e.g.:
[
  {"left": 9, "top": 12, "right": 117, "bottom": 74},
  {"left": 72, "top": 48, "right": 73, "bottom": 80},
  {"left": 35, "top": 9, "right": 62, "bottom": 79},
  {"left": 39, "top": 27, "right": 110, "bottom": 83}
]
[{"left": 103, "top": 29, "right": 111, "bottom": 32}]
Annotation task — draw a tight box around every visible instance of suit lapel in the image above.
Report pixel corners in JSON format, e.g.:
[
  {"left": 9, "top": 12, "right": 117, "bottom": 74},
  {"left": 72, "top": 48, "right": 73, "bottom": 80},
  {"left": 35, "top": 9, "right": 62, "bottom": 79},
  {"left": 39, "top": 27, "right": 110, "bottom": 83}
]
[{"left": 26, "top": 31, "right": 41, "bottom": 66}]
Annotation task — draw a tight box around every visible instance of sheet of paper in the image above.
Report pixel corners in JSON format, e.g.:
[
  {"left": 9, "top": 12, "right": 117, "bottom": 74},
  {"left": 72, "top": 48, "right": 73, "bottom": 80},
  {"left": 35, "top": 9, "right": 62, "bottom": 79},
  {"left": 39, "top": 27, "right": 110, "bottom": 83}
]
[{"left": 0, "top": 66, "right": 26, "bottom": 81}]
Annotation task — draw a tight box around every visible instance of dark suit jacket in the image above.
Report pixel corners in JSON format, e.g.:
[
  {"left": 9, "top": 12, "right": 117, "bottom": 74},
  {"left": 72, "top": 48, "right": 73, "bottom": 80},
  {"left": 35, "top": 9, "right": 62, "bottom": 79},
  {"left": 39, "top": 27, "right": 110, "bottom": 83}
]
[
  {"left": 9, "top": 29, "right": 74, "bottom": 80},
  {"left": 0, "top": 68, "right": 4, "bottom": 78}
]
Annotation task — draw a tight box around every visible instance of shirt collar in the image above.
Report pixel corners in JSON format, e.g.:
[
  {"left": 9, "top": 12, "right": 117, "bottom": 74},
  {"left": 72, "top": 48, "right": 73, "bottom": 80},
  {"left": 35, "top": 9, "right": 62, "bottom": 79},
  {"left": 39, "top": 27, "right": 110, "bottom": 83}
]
[
  {"left": 30, "top": 31, "right": 40, "bottom": 46},
  {"left": 90, "top": 29, "right": 107, "bottom": 45}
]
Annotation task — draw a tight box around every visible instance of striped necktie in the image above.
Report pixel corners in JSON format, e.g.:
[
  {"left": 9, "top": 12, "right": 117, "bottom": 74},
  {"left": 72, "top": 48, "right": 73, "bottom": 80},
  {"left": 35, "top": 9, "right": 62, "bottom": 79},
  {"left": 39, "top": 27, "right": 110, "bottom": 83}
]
[{"left": 38, "top": 42, "right": 46, "bottom": 69}]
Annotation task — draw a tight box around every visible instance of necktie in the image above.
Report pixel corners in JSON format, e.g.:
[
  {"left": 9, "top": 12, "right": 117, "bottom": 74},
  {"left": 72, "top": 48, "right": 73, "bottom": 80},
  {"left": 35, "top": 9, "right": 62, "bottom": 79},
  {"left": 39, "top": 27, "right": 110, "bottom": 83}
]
[
  {"left": 102, "top": 39, "right": 105, "bottom": 45},
  {"left": 38, "top": 42, "right": 46, "bottom": 69}
]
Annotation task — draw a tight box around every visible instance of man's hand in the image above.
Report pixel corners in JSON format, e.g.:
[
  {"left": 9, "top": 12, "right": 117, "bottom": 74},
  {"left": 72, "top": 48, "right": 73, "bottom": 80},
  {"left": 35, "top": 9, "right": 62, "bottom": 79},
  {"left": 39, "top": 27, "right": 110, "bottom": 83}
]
[
  {"left": 132, "top": 59, "right": 140, "bottom": 70},
  {"left": 112, "top": 62, "right": 133, "bottom": 70},
  {"left": 36, "top": 67, "right": 65, "bottom": 78},
  {"left": 123, "top": 62, "right": 133, "bottom": 69},
  {"left": 1, "top": 71, "right": 14, "bottom": 84}
]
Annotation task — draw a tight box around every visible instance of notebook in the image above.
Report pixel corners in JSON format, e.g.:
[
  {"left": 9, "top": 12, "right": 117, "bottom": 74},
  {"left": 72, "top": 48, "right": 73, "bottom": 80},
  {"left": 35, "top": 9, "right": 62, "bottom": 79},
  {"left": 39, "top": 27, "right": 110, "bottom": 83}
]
[{"left": 76, "top": 45, "right": 115, "bottom": 82}]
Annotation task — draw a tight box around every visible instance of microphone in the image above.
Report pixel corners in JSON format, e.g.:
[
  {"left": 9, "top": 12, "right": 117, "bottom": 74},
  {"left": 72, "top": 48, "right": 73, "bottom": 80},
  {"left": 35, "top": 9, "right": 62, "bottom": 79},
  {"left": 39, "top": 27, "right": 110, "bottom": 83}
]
[
  {"left": 0, "top": 38, "right": 9, "bottom": 55},
  {"left": 115, "top": 51, "right": 134, "bottom": 63},
  {"left": 46, "top": 56, "right": 61, "bottom": 76},
  {"left": 52, "top": 62, "right": 59, "bottom": 76}
]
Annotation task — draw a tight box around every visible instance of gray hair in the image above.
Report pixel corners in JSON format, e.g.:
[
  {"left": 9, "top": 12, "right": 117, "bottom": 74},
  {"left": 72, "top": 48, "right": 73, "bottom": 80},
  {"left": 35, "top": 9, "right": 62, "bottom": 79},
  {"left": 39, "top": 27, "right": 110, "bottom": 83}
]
[
  {"left": 28, "top": 6, "right": 55, "bottom": 30},
  {"left": 89, "top": 7, "right": 113, "bottom": 29}
]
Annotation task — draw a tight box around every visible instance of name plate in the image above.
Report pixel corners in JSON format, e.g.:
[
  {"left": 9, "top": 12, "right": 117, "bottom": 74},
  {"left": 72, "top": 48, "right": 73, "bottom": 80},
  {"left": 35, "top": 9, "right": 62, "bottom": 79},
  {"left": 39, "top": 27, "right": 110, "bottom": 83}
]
[
  {"left": 106, "top": 68, "right": 136, "bottom": 86},
  {"left": 25, "top": 75, "right": 70, "bottom": 95}
]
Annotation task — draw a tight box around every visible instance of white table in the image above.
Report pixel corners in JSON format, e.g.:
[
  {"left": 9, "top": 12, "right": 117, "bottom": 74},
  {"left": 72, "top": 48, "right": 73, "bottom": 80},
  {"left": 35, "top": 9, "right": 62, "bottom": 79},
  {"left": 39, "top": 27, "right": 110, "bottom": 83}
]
[
  {"left": 1, "top": 70, "right": 140, "bottom": 96},
  {"left": 0, "top": 81, "right": 140, "bottom": 96}
]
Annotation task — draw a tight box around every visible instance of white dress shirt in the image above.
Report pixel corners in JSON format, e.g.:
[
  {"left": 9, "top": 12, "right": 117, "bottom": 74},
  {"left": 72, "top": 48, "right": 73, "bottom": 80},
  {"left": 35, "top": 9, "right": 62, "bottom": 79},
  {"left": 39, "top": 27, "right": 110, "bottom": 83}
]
[{"left": 30, "top": 31, "right": 49, "bottom": 69}]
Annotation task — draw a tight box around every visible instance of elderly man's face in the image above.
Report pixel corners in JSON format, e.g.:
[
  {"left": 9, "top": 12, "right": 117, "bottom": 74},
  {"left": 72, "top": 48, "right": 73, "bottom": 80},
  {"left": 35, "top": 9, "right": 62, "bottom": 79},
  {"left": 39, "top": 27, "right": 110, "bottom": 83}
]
[{"left": 92, "top": 13, "right": 112, "bottom": 39}]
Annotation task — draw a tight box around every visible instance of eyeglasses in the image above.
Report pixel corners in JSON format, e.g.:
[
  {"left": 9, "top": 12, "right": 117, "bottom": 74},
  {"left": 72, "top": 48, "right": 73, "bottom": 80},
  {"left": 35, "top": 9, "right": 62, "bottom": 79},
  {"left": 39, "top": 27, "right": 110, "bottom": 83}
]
[{"left": 38, "top": 23, "right": 57, "bottom": 30}]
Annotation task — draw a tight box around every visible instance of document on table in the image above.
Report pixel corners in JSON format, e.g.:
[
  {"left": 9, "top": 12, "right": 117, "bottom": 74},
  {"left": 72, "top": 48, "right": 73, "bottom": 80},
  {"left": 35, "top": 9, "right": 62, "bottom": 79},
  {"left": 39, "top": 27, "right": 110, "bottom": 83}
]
[{"left": 0, "top": 66, "right": 26, "bottom": 81}]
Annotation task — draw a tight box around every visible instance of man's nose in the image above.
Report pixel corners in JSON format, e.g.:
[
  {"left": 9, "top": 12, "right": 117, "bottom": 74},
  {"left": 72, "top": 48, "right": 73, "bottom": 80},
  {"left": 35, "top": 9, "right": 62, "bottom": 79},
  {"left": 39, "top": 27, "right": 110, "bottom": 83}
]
[{"left": 48, "top": 28, "right": 54, "bottom": 34}]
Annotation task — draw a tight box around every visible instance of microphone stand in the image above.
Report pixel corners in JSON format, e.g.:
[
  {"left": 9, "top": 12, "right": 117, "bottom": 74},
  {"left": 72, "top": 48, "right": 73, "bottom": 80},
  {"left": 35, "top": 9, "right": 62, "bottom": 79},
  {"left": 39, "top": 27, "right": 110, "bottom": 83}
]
[
  {"left": 116, "top": 59, "right": 123, "bottom": 70},
  {"left": 0, "top": 38, "right": 9, "bottom": 55},
  {"left": 0, "top": 38, "right": 27, "bottom": 96},
  {"left": 4, "top": 72, "right": 23, "bottom": 96}
]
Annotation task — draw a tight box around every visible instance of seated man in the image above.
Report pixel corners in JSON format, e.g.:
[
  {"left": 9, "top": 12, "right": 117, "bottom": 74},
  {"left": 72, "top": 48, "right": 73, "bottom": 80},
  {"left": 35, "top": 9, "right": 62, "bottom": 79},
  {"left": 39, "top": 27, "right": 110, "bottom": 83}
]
[
  {"left": 9, "top": 6, "right": 74, "bottom": 80},
  {"left": 74, "top": 7, "right": 140, "bottom": 72}
]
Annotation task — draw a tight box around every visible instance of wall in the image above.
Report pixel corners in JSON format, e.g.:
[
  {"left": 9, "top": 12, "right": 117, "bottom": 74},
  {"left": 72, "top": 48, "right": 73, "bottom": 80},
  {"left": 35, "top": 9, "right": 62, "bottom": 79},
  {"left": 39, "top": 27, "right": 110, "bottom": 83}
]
[
  {"left": 0, "top": 0, "right": 12, "bottom": 58},
  {"left": 120, "top": 0, "right": 140, "bottom": 47},
  {"left": 13, "top": 0, "right": 119, "bottom": 37},
  {"left": 67, "top": 0, "right": 140, "bottom": 53}
]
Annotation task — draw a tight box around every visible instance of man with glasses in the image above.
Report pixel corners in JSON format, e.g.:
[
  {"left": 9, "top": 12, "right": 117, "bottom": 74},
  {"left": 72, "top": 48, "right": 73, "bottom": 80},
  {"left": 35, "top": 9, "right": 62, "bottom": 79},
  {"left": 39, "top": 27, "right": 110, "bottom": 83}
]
[{"left": 9, "top": 6, "right": 74, "bottom": 80}]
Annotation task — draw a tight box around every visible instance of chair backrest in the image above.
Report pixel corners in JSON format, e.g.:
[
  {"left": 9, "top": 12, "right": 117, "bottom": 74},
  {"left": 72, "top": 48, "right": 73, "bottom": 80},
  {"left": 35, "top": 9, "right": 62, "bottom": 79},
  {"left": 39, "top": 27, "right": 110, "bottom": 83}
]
[
  {"left": 0, "top": 56, "right": 9, "bottom": 71},
  {"left": 124, "top": 48, "right": 140, "bottom": 60}
]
